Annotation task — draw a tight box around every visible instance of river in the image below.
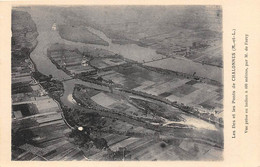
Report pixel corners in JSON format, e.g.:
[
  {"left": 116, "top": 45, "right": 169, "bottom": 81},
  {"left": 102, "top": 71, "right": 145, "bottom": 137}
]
[
  {"left": 26, "top": 8, "right": 223, "bottom": 142},
  {"left": 27, "top": 7, "right": 168, "bottom": 108},
  {"left": 29, "top": 7, "right": 223, "bottom": 82},
  {"left": 83, "top": 27, "right": 223, "bottom": 84}
]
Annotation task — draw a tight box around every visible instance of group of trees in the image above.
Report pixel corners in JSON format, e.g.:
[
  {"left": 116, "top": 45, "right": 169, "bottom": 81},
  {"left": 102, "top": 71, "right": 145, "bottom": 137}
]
[
  {"left": 63, "top": 106, "right": 106, "bottom": 130},
  {"left": 31, "top": 71, "right": 64, "bottom": 99},
  {"left": 63, "top": 106, "right": 109, "bottom": 149},
  {"left": 32, "top": 71, "right": 52, "bottom": 82}
]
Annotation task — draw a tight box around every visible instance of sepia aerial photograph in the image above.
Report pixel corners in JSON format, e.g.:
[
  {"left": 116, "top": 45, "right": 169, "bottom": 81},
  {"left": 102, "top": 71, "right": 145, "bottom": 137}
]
[{"left": 11, "top": 5, "right": 223, "bottom": 161}]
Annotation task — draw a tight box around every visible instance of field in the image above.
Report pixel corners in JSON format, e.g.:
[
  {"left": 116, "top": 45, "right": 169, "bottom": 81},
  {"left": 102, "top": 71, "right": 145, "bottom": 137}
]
[
  {"left": 73, "top": 85, "right": 156, "bottom": 121},
  {"left": 90, "top": 58, "right": 126, "bottom": 70},
  {"left": 12, "top": 113, "right": 86, "bottom": 161},
  {"left": 12, "top": 103, "right": 38, "bottom": 118},
  {"left": 93, "top": 64, "right": 223, "bottom": 116},
  {"left": 67, "top": 86, "right": 223, "bottom": 160},
  {"left": 11, "top": 63, "right": 81, "bottom": 160},
  {"left": 11, "top": 69, "right": 79, "bottom": 160},
  {"left": 47, "top": 43, "right": 128, "bottom": 75},
  {"left": 82, "top": 130, "right": 222, "bottom": 160},
  {"left": 47, "top": 45, "right": 95, "bottom": 75},
  {"left": 12, "top": 82, "right": 33, "bottom": 94},
  {"left": 73, "top": 83, "right": 222, "bottom": 131}
]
